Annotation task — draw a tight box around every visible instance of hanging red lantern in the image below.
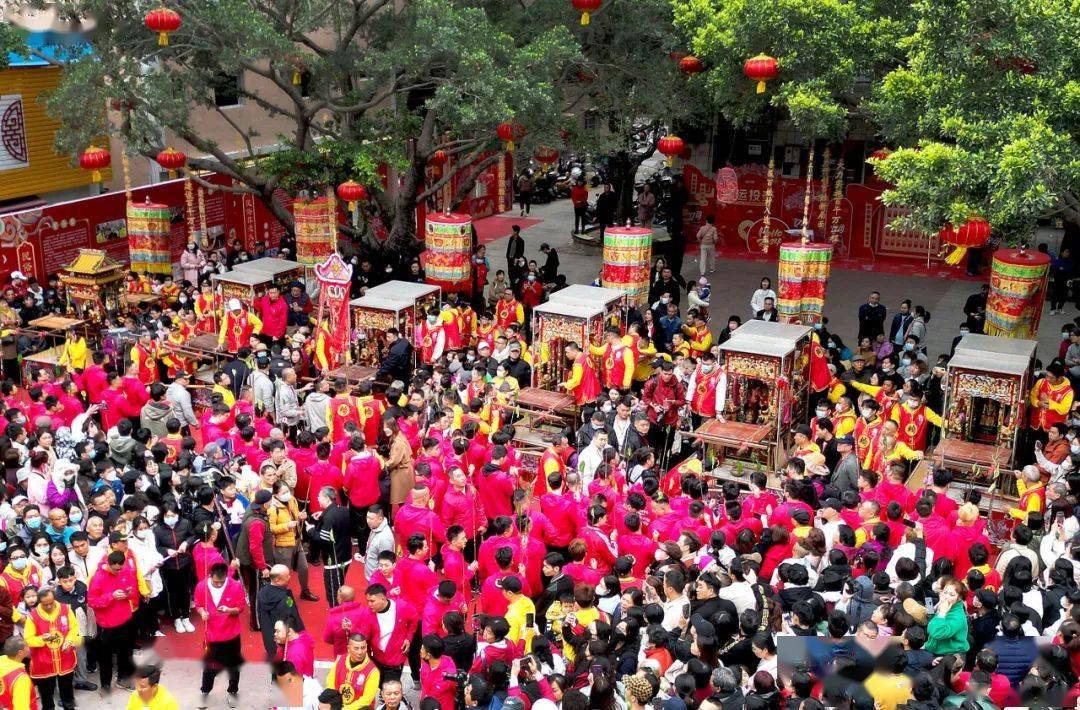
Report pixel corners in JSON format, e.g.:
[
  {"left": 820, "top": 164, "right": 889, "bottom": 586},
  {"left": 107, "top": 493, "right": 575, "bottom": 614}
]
[
  {"left": 572, "top": 0, "right": 602, "bottom": 26},
  {"left": 497, "top": 121, "right": 525, "bottom": 153},
  {"left": 679, "top": 56, "right": 705, "bottom": 76},
  {"left": 429, "top": 149, "right": 449, "bottom": 171},
  {"left": 145, "top": 7, "right": 181, "bottom": 47},
  {"left": 743, "top": 53, "right": 779, "bottom": 94},
  {"left": 336, "top": 181, "right": 368, "bottom": 212},
  {"left": 79, "top": 145, "right": 111, "bottom": 183},
  {"left": 869, "top": 148, "right": 892, "bottom": 162},
  {"left": 939, "top": 216, "right": 991, "bottom": 265},
  {"left": 535, "top": 147, "right": 560, "bottom": 167},
  {"left": 155, "top": 147, "right": 187, "bottom": 178},
  {"left": 657, "top": 135, "right": 685, "bottom": 167}
]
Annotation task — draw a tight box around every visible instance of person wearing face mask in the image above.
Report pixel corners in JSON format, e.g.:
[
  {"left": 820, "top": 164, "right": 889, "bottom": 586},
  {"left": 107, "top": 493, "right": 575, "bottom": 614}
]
[
  {"left": 414, "top": 308, "right": 446, "bottom": 366},
  {"left": 684, "top": 353, "right": 724, "bottom": 429},
  {"left": 849, "top": 373, "right": 904, "bottom": 418},
  {"left": 267, "top": 481, "right": 319, "bottom": 603},
  {"left": 151, "top": 503, "right": 196, "bottom": 634},
  {"left": 15, "top": 504, "right": 45, "bottom": 547},
  {"left": 889, "top": 383, "right": 942, "bottom": 452},
  {"left": 127, "top": 517, "right": 165, "bottom": 641},
  {"left": 853, "top": 399, "right": 886, "bottom": 467},
  {"left": 519, "top": 270, "right": 544, "bottom": 315},
  {"left": 1, "top": 546, "right": 42, "bottom": 613}
]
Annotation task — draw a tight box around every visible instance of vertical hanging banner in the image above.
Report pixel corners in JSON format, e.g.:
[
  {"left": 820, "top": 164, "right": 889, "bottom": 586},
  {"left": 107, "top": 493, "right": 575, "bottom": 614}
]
[
  {"left": 314, "top": 254, "right": 354, "bottom": 370},
  {"left": 126, "top": 199, "right": 173, "bottom": 274}
]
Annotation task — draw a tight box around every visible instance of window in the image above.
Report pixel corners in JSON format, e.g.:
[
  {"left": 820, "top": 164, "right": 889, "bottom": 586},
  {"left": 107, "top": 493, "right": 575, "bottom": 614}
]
[
  {"left": 211, "top": 72, "right": 242, "bottom": 108},
  {"left": 583, "top": 110, "right": 600, "bottom": 134}
]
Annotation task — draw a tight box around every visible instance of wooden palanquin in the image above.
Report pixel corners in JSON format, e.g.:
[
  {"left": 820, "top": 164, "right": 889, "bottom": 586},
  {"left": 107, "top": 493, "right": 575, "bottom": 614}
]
[
  {"left": 350, "top": 294, "right": 415, "bottom": 367},
  {"left": 211, "top": 270, "right": 274, "bottom": 315},
  {"left": 60, "top": 249, "right": 124, "bottom": 320},
  {"left": 233, "top": 257, "right": 305, "bottom": 291},
  {"left": 549, "top": 284, "right": 628, "bottom": 330},
  {"left": 938, "top": 334, "right": 1036, "bottom": 483},
  {"left": 529, "top": 300, "right": 607, "bottom": 389}
]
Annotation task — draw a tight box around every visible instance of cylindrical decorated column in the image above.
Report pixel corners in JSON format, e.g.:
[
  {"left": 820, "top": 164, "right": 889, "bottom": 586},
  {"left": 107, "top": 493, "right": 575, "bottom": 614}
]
[
  {"left": 293, "top": 198, "right": 337, "bottom": 267},
  {"left": 985, "top": 248, "right": 1051, "bottom": 339},
  {"left": 424, "top": 211, "right": 472, "bottom": 293},
  {"left": 126, "top": 200, "right": 173, "bottom": 275},
  {"left": 776, "top": 241, "right": 833, "bottom": 324},
  {"left": 601, "top": 225, "right": 653, "bottom": 305}
]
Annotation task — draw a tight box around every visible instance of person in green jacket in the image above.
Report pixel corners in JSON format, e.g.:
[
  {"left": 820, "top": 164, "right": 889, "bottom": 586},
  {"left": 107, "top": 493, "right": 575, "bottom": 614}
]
[{"left": 926, "top": 577, "right": 970, "bottom": 656}]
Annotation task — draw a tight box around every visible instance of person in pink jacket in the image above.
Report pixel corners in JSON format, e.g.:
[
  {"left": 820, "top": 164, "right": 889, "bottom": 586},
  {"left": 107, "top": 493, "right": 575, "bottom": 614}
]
[
  {"left": 193, "top": 562, "right": 246, "bottom": 705},
  {"left": 274, "top": 617, "right": 316, "bottom": 678},
  {"left": 322, "top": 585, "right": 368, "bottom": 657},
  {"left": 394, "top": 484, "right": 447, "bottom": 552},
  {"left": 420, "top": 580, "right": 465, "bottom": 637},
  {"left": 359, "top": 583, "right": 419, "bottom": 682},
  {"left": 87, "top": 550, "right": 141, "bottom": 692}
]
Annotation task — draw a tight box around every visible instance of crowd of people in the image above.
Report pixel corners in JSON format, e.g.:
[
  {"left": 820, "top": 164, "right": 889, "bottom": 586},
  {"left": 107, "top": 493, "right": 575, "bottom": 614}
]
[{"left": 0, "top": 229, "right": 1079, "bottom": 710}]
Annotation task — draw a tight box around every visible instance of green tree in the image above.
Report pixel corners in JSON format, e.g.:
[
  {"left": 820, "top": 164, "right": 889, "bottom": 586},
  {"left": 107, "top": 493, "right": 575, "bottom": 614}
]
[
  {"left": 43, "top": 0, "right": 577, "bottom": 255},
  {"left": 672, "top": 0, "right": 910, "bottom": 140},
  {"left": 868, "top": 0, "right": 1080, "bottom": 241}
]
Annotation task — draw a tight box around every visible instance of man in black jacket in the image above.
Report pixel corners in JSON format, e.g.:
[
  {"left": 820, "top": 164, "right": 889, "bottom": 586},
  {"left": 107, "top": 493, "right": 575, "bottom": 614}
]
[
  {"left": 536, "top": 552, "right": 574, "bottom": 632},
  {"left": 505, "top": 225, "right": 525, "bottom": 272},
  {"left": 376, "top": 327, "right": 413, "bottom": 382},
  {"left": 222, "top": 348, "right": 253, "bottom": 401},
  {"left": 256, "top": 564, "right": 305, "bottom": 661},
  {"left": 504, "top": 343, "right": 532, "bottom": 387},
  {"left": 315, "top": 486, "right": 352, "bottom": 606}
]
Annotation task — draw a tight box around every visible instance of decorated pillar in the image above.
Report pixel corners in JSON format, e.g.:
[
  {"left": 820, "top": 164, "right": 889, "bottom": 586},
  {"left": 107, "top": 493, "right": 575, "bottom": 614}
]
[
  {"left": 314, "top": 254, "right": 354, "bottom": 370},
  {"left": 601, "top": 225, "right": 653, "bottom": 305},
  {"left": 776, "top": 241, "right": 833, "bottom": 324},
  {"left": 424, "top": 211, "right": 472, "bottom": 293},
  {"left": 985, "top": 248, "right": 1050, "bottom": 339},
  {"left": 293, "top": 197, "right": 337, "bottom": 267},
  {"left": 126, "top": 199, "right": 172, "bottom": 274}
]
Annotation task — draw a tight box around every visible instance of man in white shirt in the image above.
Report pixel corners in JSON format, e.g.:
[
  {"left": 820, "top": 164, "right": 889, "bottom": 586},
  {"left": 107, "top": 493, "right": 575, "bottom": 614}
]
[
  {"left": 272, "top": 660, "right": 324, "bottom": 710},
  {"left": 817, "top": 499, "right": 844, "bottom": 554},
  {"left": 717, "top": 563, "right": 757, "bottom": 616},
  {"left": 660, "top": 569, "right": 691, "bottom": 632},
  {"left": 576, "top": 430, "right": 607, "bottom": 487},
  {"left": 362, "top": 505, "right": 396, "bottom": 574}
]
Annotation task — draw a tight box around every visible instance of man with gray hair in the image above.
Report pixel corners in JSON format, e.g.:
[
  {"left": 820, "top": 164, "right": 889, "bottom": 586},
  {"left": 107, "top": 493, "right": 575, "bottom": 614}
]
[
  {"left": 710, "top": 666, "right": 743, "bottom": 709},
  {"left": 274, "top": 366, "right": 303, "bottom": 438}
]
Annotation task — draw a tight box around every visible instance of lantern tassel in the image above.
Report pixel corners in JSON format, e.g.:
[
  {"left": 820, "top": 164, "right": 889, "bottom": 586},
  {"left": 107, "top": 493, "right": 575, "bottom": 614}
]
[
  {"left": 348, "top": 201, "right": 357, "bottom": 212},
  {"left": 506, "top": 140, "right": 515, "bottom": 153},
  {"left": 158, "top": 32, "right": 169, "bottom": 47},
  {"left": 756, "top": 80, "right": 766, "bottom": 94},
  {"left": 92, "top": 169, "right": 101, "bottom": 183},
  {"left": 168, "top": 170, "right": 177, "bottom": 180},
  {"left": 293, "top": 70, "right": 302, "bottom": 85},
  {"left": 944, "top": 246, "right": 968, "bottom": 266},
  {"left": 580, "top": 12, "right": 590, "bottom": 25},
  {"left": 665, "top": 156, "right": 674, "bottom": 167}
]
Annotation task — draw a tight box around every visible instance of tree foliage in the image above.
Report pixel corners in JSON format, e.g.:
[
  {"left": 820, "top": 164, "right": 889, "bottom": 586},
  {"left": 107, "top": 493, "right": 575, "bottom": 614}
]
[
  {"left": 868, "top": 0, "right": 1080, "bottom": 241},
  {"left": 43, "top": 0, "right": 576, "bottom": 253}
]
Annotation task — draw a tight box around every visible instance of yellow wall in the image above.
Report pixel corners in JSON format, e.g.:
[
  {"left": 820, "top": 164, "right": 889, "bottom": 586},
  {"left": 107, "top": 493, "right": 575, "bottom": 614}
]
[{"left": 0, "top": 66, "right": 109, "bottom": 201}]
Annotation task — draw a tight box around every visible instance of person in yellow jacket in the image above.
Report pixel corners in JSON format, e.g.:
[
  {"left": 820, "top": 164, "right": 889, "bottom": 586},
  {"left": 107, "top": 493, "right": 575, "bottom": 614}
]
[
  {"left": 218, "top": 299, "right": 263, "bottom": 353},
  {"left": 325, "top": 634, "right": 380, "bottom": 710},
  {"left": 632, "top": 335, "right": 659, "bottom": 384},
  {"left": 127, "top": 665, "right": 179, "bottom": 710},
  {"left": 683, "top": 314, "right": 713, "bottom": 356},
  {"left": 211, "top": 370, "right": 236, "bottom": 408},
  {"left": 501, "top": 576, "right": 536, "bottom": 651},
  {"left": 0, "top": 636, "right": 34, "bottom": 710},
  {"left": 266, "top": 481, "right": 318, "bottom": 602},
  {"left": 58, "top": 327, "right": 88, "bottom": 372},
  {"left": 589, "top": 328, "right": 635, "bottom": 391},
  {"left": 313, "top": 320, "right": 335, "bottom": 372},
  {"left": 1008, "top": 465, "right": 1046, "bottom": 521},
  {"left": 24, "top": 586, "right": 81, "bottom": 707}
]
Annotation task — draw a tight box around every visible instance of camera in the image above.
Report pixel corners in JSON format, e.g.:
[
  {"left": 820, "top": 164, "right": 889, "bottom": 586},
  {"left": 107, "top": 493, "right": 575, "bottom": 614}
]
[{"left": 444, "top": 670, "right": 469, "bottom": 684}]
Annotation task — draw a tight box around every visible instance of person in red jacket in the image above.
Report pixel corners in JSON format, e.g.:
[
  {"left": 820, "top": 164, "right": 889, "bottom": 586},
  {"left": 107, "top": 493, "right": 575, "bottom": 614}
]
[
  {"left": 394, "top": 484, "right": 448, "bottom": 553},
  {"left": 87, "top": 550, "right": 139, "bottom": 692},
  {"left": 470, "top": 617, "right": 518, "bottom": 675},
  {"left": 342, "top": 436, "right": 383, "bottom": 552},
  {"left": 439, "top": 468, "right": 487, "bottom": 550},
  {"left": 359, "top": 584, "right": 419, "bottom": 682},
  {"left": 254, "top": 286, "right": 289, "bottom": 343},
  {"left": 419, "top": 634, "right": 459, "bottom": 710},
  {"left": 440, "top": 526, "right": 475, "bottom": 595},
  {"left": 580, "top": 505, "right": 618, "bottom": 574},
  {"left": 194, "top": 562, "right": 246, "bottom": 705}
]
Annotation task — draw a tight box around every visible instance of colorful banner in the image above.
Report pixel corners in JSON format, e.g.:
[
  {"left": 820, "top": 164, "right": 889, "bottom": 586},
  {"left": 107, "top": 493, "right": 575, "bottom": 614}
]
[
  {"left": 423, "top": 212, "right": 472, "bottom": 293},
  {"left": 314, "top": 254, "right": 354, "bottom": 369},
  {"left": 602, "top": 226, "right": 653, "bottom": 305},
  {"left": 776, "top": 241, "right": 833, "bottom": 324},
  {"left": 985, "top": 248, "right": 1050, "bottom": 339},
  {"left": 293, "top": 197, "right": 336, "bottom": 267},
  {"left": 126, "top": 200, "right": 173, "bottom": 275}
]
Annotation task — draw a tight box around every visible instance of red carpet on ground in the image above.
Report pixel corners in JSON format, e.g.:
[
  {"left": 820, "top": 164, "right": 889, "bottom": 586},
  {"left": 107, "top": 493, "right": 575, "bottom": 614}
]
[
  {"left": 151, "top": 562, "right": 364, "bottom": 662},
  {"left": 474, "top": 215, "right": 542, "bottom": 245}
]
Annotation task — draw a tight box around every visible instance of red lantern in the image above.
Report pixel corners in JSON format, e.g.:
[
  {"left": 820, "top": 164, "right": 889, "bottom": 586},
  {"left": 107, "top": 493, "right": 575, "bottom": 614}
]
[
  {"left": 497, "top": 121, "right": 525, "bottom": 153},
  {"left": 657, "top": 135, "right": 685, "bottom": 167},
  {"left": 429, "top": 150, "right": 449, "bottom": 177},
  {"left": 145, "top": 7, "right": 181, "bottom": 47},
  {"left": 679, "top": 56, "right": 705, "bottom": 76},
  {"left": 79, "top": 145, "right": 111, "bottom": 183},
  {"left": 743, "top": 53, "right": 779, "bottom": 94},
  {"left": 535, "top": 147, "right": 560, "bottom": 167},
  {"left": 939, "top": 217, "right": 991, "bottom": 266},
  {"left": 869, "top": 148, "right": 892, "bottom": 162},
  {"left": 336, "top": 181, "right": 368, "bottom": 212},
  {"left": 572, "top": 0, "right": 602, "bottom": 26},
  {"left": 155, "top": 147, "right": 186, "bottom": 178}
]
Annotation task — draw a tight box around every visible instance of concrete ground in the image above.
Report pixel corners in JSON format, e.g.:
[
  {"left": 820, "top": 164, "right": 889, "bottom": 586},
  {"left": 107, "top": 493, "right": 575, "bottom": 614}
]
[{"left": 74, "top": 194, "right": 1067, "bottom": 710}]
